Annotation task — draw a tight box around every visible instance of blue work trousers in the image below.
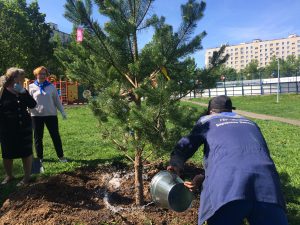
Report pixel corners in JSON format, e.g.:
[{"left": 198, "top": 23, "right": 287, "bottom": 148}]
[{"left": 206, "top": 200, "right": 288, "bottom": 225}]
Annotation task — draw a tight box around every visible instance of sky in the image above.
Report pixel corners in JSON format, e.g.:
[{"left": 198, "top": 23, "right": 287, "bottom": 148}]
[{"left": 27, "top": 0, "right": 300, "bottom": 68}]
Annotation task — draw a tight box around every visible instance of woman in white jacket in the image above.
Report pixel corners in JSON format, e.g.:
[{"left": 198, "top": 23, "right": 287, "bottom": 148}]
[{"left": 29, "top": 66, "right": 67, "bottom": 164}]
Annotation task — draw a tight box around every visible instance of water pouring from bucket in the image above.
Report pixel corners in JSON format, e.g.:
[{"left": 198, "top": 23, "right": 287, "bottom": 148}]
[{"left": 150, "top": 170, "right": 194, "bottom": 212}]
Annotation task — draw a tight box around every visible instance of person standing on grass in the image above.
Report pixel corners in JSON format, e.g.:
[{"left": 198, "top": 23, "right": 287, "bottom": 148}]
[
  {"left": 168, "top": 95, "right": 288, "bottom": 225},
  {"left": 0, "top": 68, "right": 37, "bottom": 186},
  {"left": 29, "top": 66, "right": 68, "bottom": 164}
]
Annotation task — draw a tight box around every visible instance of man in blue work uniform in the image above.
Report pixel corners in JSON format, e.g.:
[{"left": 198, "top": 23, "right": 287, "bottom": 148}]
[{"left": 168, "top": 95, "right": 288, "bottom": 225}]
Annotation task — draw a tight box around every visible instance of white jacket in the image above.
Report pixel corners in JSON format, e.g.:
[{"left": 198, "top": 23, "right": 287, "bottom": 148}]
[{"left": 29, "top": 83, "right": 65, "bottom": 117}]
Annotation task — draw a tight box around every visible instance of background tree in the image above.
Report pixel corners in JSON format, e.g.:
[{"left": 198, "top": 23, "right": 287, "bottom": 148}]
[
  {"left": 55, "top": 0, "right": 227, "bottom": 205},
  {"left": 264, "top": 56, "right": 278, "bottom": 78},
  {"left": 281, "top": 55, "right": 298, "bottom": 77},
  {"left": 210, "top": 64, "right": 238, "bottom": 82},
  {"left": 240, "top": 59, "right": 260, "bottom": 80},
  {"left": 0, "top": 0, "right": 54, "bottom": 76}
]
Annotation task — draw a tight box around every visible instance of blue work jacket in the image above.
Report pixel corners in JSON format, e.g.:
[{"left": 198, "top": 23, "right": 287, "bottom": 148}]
[{"left": 170, "top": 112, "right": 285, "bottom": 225}]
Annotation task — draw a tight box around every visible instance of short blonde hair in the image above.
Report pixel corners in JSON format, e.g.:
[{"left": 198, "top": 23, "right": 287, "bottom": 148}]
[
  {"left": 33, "top": 66, "right": 49, "bottom": 77},
  {"left": 3, "top": 67, "right": 25, "bottom": 87}
]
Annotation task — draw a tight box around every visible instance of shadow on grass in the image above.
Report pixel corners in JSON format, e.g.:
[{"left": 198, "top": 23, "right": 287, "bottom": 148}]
[
  {"left": 70, "top": 156, "right": 128, "bottom": 168},
  {"left": 279, "top": 171, "right": 300, "bottom": 225}
]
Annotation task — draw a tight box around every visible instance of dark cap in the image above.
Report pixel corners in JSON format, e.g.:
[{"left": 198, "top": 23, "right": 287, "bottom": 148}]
[{"left": 208, "top": 95, "right": 236, "bottom": 112}]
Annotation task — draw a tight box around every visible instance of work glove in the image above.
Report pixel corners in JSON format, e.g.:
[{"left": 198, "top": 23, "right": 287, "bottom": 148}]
[{"left": 184, "top": 174, "right": 205, "bottom": 192}]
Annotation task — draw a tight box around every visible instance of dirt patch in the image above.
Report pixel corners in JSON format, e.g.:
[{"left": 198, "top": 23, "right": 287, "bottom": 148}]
[{"left": 0, "top": 162, "right": 203, "bottom": 225}]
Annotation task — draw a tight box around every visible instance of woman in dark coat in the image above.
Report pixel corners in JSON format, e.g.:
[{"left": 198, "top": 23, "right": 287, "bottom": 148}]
[{"left": 0, "top": 67, "right": 37, "bottom": 186}]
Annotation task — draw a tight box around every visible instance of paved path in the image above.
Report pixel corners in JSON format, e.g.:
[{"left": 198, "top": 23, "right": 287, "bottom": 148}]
[{"left": 182, "top": 99, "right": 300, "bottom": 127}]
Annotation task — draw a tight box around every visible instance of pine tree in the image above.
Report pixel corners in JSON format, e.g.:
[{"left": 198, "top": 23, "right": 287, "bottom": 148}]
[{"left": 55, "top": 0, "right": 227, "bottom": 205}]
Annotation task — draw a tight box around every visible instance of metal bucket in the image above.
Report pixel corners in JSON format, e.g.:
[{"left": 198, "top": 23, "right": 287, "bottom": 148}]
[{"left": 150, "top": 170, "right": 194, "bottom": 212}]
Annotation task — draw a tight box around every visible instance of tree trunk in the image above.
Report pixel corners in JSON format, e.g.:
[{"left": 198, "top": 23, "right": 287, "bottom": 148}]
[{"left": 134, "top": 148, "right": 144, "bottom": 205}]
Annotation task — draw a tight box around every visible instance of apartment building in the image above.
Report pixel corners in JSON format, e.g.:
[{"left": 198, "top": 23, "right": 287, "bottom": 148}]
[
  {"left": 205, "top": 34, "right": 300, "bottom": 71},
  {"left": 48, "top": 22, "right": 71, "bottom": 44}
]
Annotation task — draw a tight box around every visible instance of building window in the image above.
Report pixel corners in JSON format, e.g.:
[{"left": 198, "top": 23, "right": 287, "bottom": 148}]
[{"left": 276, "top": 43, "right": 279, "bottom": 46}]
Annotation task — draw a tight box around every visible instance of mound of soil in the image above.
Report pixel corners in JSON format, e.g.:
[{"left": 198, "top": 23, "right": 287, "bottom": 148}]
[{"left": 0, "top": 162, "right": 203, "bottom": 225}]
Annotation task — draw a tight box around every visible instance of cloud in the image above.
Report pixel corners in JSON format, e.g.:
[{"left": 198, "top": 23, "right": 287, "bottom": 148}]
[
  {"left": 222, "top": 25, "right": 297, "bottom": 44},
  {"left": 214, "top": 0, "right": 300, "bottom": 44}
]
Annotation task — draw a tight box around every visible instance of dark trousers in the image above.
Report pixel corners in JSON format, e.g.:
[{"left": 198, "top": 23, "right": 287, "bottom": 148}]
[
  {"left": 206, "top": 200, "right": 288, "bottom": 225},
  {"left": 32, "top": 116, "right": 64, "bottom": 159}
]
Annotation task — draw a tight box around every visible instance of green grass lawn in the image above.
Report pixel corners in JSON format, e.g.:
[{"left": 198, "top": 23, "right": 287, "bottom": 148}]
[
  {"left": 192, "top": 93, "right": 300, "bottom": 120},
  {"left": 0, "top": 104, "right": 299, "bottom": 224}
]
